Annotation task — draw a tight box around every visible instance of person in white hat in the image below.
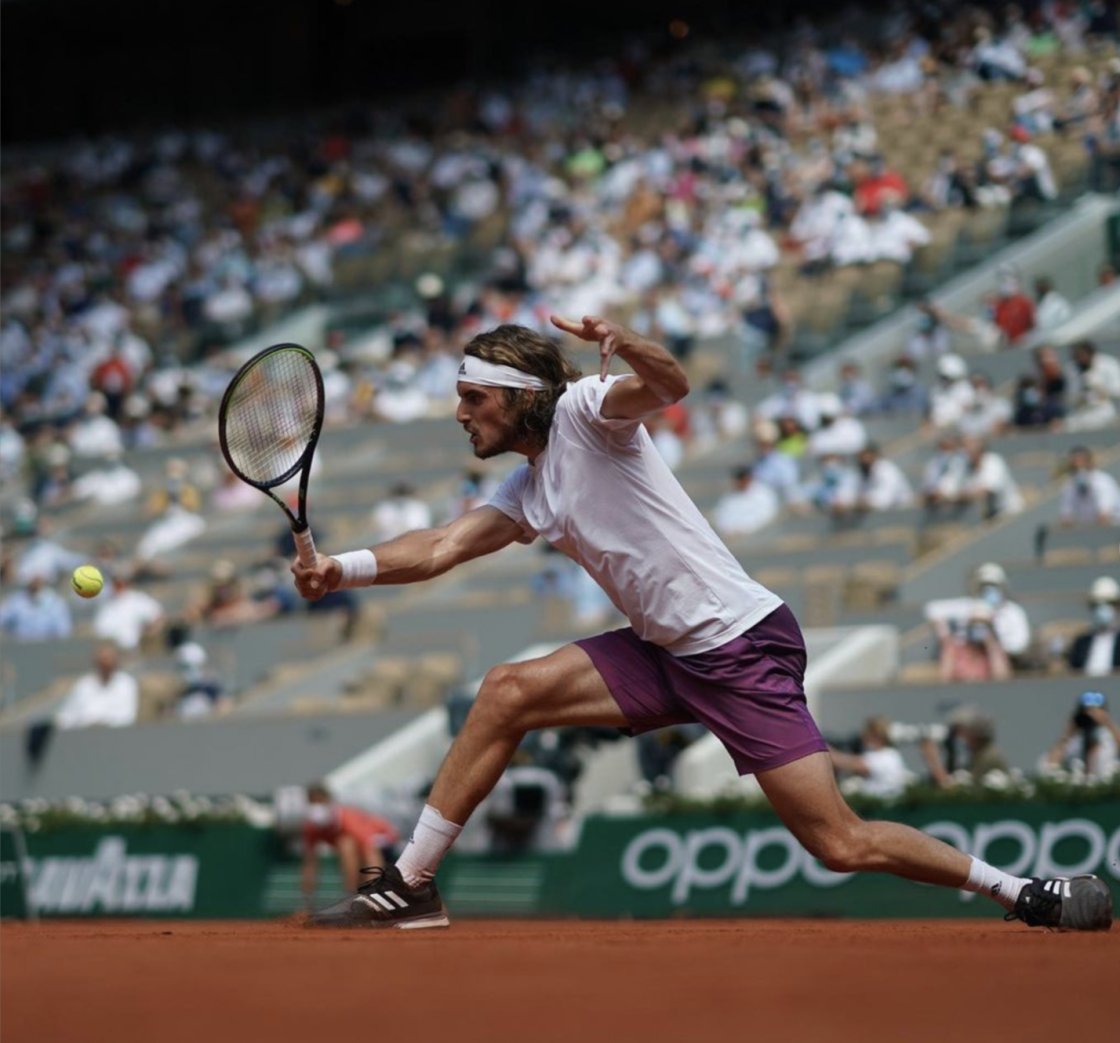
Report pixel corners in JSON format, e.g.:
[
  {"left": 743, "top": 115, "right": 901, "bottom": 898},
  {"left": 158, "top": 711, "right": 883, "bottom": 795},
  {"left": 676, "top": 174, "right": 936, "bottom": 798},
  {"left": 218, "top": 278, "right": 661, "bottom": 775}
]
[
  {"left": 1065, "top": 577, "right": 1120, "bottom": 677},
  {"left": 924, "top": 561, "right": 1032, "bottom": 665},
  {"left": 928, "top": 353, "right": 976, "bottom": 429}
]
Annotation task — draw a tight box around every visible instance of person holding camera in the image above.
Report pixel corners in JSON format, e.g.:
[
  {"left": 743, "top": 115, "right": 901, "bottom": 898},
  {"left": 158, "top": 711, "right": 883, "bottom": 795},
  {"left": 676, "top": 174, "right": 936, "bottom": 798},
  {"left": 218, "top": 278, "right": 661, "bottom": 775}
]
[
  {"left": 919, "top": 707, "right": 1009, "bottom": 788},
  {"left": 1043, "top": 692, "right": 1119, "bottom": 781},
  {"left": 827, "top": 716, "right": 910, "bottom": 799},
  {"left": 935, "top": 602, "right": 1011, "bottom": 683}
]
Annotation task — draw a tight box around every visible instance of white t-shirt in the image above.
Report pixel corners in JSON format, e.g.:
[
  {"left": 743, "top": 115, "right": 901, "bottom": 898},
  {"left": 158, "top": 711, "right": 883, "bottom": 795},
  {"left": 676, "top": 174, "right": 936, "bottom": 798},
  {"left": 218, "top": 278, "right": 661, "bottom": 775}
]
[
  {"left": 55, "top": 670, "right": 140, "bottom": 729},
  {"left": 93, "top": 589, "right": 164, "bottom": 650},
  {"left": 858, "top": 747, "right": 910, "bottom": 799},
  {"left": 490, "top": 376, "right": 783, "bottom": 655}
]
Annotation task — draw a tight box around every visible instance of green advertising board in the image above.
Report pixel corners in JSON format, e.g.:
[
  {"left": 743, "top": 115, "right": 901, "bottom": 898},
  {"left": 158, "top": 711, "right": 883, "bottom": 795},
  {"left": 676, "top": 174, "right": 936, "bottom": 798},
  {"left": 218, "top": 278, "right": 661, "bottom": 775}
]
[
  {"left": 4, "top": 800, "right": 1118, "bottom": 919},
  {"left": 5, "top": 823, "right": 281, "bottom": 919},
  {"left": 551, "top": 801, "right": 1120, "bottom": 919}
]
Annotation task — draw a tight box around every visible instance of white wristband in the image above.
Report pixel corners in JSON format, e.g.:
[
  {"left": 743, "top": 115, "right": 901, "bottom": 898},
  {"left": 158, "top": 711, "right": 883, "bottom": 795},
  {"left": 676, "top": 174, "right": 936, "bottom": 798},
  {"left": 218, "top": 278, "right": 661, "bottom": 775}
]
[{"left": 333, "top": 550, "right": 378, "bottom": 588}]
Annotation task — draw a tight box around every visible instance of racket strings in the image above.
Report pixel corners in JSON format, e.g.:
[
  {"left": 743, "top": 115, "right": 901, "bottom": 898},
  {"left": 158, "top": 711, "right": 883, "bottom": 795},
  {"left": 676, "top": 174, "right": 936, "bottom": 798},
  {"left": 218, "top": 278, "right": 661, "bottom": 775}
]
[{"left": 224, "top": 350, "right": 320, "bottom": 484}]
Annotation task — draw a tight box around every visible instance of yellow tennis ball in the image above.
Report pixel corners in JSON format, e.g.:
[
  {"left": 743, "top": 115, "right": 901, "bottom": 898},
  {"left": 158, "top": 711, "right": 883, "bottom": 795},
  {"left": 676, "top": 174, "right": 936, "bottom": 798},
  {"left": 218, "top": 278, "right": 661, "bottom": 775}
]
[{"left": 71, "top": 565, "right": 104, "bottom": 599}]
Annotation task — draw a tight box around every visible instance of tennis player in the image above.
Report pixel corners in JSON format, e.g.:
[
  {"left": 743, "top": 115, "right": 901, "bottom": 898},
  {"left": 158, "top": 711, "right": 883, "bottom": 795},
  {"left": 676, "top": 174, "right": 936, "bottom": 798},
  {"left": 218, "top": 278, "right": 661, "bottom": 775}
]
[{"left": 294, "top": 316, "right": 1112, "bottom": 932}]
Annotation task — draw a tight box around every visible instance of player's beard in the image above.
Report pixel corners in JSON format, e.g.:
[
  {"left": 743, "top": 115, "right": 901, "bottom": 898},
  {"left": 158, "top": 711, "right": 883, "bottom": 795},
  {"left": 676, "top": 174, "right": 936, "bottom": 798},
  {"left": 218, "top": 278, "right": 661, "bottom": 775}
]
[{"left": 472, "top": 397, "right": 542, "bottom": 459}]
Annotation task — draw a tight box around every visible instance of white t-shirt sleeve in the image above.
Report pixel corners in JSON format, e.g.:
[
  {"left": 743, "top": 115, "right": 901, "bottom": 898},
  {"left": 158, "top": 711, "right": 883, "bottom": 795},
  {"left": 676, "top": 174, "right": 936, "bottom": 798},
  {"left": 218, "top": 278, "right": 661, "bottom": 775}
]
[
  {"left": 557, "top": 375, "right": 644, "bottom": 446},
  {"left": 488, "top": 465, "right": 538, "bottom": 543}
]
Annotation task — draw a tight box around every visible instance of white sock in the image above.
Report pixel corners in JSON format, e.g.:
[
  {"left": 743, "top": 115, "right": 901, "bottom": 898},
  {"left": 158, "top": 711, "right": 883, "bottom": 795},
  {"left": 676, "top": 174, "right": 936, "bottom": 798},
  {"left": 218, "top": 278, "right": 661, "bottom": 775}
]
[
  {"left": 396, "top": 804, "right": 463, "bottom": 889},
  {"left": 961, "top": 855, "right": 1028, "bottom": 912}
]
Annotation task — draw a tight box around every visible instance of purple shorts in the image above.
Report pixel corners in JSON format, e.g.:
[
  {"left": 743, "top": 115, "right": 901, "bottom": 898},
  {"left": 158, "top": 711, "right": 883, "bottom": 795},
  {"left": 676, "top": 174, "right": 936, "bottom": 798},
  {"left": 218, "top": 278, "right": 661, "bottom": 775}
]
[{"left": 575, "top": 604, "right": 827, "bottom": 776}]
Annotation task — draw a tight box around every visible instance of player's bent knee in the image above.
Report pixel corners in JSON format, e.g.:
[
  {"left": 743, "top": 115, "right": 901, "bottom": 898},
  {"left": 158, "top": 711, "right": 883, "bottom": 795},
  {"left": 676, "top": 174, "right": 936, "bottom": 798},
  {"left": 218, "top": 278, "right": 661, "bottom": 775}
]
[
  {"left": 474, "top": 663, "right": 532, "bottom": 730},
  {"left": 809, "top": 823, "right": 875, "bottom": 874}
]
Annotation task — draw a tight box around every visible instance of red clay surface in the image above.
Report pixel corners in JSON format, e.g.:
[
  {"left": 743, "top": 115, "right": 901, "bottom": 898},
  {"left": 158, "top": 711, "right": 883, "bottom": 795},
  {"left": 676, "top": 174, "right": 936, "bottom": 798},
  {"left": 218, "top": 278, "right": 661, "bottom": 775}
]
[{"left": 3, "top": 919, "right": 1116, "bottom": 1043}]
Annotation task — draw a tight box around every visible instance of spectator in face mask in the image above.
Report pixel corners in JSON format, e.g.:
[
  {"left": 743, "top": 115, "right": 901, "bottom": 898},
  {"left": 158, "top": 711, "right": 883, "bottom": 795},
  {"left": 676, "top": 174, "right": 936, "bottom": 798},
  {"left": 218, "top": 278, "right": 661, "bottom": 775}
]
[
  {"left": 301, "top": 783, "right": 400, "bottom": 908},
  {"left": 929, "top": 353, "right": 976, "bottom": 430},
  {"left": 950, "top": 436, "right": 1024, "bottom": 518},
  {"left": 906, "top": 303, "right": 951, "bottom": 360},
  {"left": 1065, "top": 577, "right": 1120, "bottom": 677},
  {"left": 1012, "top": 374, "right": 1061, "bottom": 428},
  {"left": 957, "top": 372, "right": 1011, "bottom": 439},
  {"left": 924, "top": 562, "right": 1032, "bottom": 667},
  {"left": 991, "top": 267, "right": 1035, "bottom": 345},
  {"left": 1065, "top": 342, "right": 1120, "bottom": 432},
  {"left": 1059, "top": 447, "right": 1120, "bottom": 526},
  {"left": 1043, "top": 691, "right": 1119, "bottom": 781},
  {"left": 879, "top": 356, "right": 929, "bottom": 415},
  {"left": 935, "top": 602, "right": 1011, "bottom": 683}
]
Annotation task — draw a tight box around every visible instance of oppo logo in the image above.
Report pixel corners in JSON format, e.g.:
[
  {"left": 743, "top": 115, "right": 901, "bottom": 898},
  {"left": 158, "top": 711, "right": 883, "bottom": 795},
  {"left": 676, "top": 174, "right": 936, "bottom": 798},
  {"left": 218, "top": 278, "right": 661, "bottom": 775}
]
[{"left": 620, "top": 819, "right": 1120, "bottom": 906}]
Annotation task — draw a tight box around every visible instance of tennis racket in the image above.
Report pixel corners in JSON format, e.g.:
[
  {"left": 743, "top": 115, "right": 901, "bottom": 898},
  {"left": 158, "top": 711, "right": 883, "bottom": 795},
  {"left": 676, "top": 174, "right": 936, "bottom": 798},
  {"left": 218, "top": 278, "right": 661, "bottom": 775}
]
[{"left": 218, "top": 343, "right": 325, "bottom": 568}]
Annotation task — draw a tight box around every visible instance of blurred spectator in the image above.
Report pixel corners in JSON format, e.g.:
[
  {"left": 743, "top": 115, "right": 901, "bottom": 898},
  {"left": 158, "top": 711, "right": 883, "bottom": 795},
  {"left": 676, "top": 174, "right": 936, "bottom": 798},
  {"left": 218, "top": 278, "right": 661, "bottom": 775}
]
[
  {"left": 758, "top": 368, "right": 821, "bottom": 431},
  {"left": 69, "top": 446, "right": 142, "bottom": 507},
  {"left": 845, "top": 443, "right": 914, "bottom": 513},
  {"left": 1013, "top": 345, "right": 1067, "bottom": 427},
  {"left": 751, "top": 419, "right": 803, "bottom": 504},
  {"left": 68, "top": 392, "right": 124, "bottom": 459},
  {"left": 92, "top": 568, "right": 165, "bottom": 651},
  {"left": 935, "top": 601, "right": 1011, "bottom": 683},
  {"left": 371, "top": 482, "right": 433, "bottom": 542},
  {"left": 838, "top": 361, "right": 876, "bottom": 417},
  {"left": 775, "top": 415, "right": 810, "bottom": 459},
  {"left": 190, "top": 558, "right": 282, "bottom": 628},
  {"left": 922, "top": 432, "right": 965, "bottom": 510},
  {"left": 211, "top": 467, "right": 261, "bottom": 513},
  {"left": 14, "top": 517, "right": 85, "bottom": 586},
  {"left": 807, "top": 393, "right": 867, "bottom": 458},
  {"left": 636, "top": 725, "right": 708, "bottom": 790},
  {"left": 1043, "top": 691, "right": 1118, "bottom": 780},
  {"left": 828, "top": 716, "right": 910, "bottom": 799},
  {"left": 1065, "top": 577, "right": 1120, "bottom": 678},
  {"left": 1064, "top": 340, "right": 1120, "bottom": 430},
  {"left": 991, "top": 266, "right": 1036, "bottom": 345},
  {"left": 878, "top": 356, "right": 929, "bottom": 415},
  {"left": 853, "top": 156, "right": 909, "bottom": 217},
  {"left": 690, "top": 380, "right": 749, "bottom": 453},
  {"left": 929, "top": 354, "right": 976, "bottom": 430},
  {"left": 907, "top": 304, "right": 952, "bottom": 360},
  {"left": 0, "top": 572, "right": 73, "bottom": 642},
  {"left": 447, "top": 468, "right": 500, "bottom": 522},
  {"left": 1007, "top": 125, "right": 1057, "bottom": 202},
  {"left": 807, "top": 453, "right": 858, "bottom": 516},
  {"left": 301, "top": 782, "right": 399, "bottom": 904},
  {"left": 136, "top": 457, "right": 207, "bottom": 564},
  {"left": 956, "top": 372, "right": 1012, "bottom": 439},
  {"left": 172, "top": 640, "right": 230, "bottom": 720},
  {"left": 924, "top": 561, "right": 1033, "bottom": 668},
  {"left": 54, "top": 644, "right": 139, "bottom": 729},
  {"left": 1032, "top": 276, "right": 1072, "bottom": 333},
  {"left": 920, "top": 706, "right": 1009, "bottom": 787},
  {"left": 712, "top": 466, "right": 780, "bottom": 537},
  {"left": 948, "top": 436, "right": 1024, "bottom": 518},
  {"left": 1058, "top": 446, "right": 1120, "bottom": 526}
]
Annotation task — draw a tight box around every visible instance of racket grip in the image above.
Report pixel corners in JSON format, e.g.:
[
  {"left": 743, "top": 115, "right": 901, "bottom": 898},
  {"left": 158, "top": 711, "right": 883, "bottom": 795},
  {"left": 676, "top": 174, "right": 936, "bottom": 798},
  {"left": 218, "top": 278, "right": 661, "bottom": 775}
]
[{"left": 294, "top": 527, "right": 318, "bottom": 569}]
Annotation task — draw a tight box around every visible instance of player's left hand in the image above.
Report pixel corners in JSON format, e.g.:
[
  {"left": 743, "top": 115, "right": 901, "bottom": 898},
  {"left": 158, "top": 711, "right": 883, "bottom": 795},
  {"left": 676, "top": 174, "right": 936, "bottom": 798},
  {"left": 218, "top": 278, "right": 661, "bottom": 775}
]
[{"left": 550, "top": 314, "right": 623, "bottom": 381}]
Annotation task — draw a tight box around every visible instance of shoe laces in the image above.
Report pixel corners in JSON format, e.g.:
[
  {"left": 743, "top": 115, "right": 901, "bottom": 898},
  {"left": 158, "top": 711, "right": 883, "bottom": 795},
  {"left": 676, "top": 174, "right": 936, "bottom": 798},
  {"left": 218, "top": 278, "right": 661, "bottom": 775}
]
[
  {"left": 356, "top": 866, "right": 394, "bottom": 894},
  {"left": 1004, "top": 880, "right": 1060, "bottom": 924}
]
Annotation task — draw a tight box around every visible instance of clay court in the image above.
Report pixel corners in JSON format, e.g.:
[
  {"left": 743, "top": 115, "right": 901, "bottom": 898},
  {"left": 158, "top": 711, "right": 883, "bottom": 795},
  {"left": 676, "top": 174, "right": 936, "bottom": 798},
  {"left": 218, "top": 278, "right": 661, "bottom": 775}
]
[{"left": 3, "top": 919, "right": 1115, "bottom": 1042}]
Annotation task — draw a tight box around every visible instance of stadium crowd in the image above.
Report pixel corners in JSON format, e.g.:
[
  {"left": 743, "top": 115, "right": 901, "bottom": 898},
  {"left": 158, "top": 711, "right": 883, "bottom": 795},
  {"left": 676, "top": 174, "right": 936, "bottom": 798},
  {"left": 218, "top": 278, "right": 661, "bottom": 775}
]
[{"left": 1, "top": 3, "right": 1118, "bottom": 848}]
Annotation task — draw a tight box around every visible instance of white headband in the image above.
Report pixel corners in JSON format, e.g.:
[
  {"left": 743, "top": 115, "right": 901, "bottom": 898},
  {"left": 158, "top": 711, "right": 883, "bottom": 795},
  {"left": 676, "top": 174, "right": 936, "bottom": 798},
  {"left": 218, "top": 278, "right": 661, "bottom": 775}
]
[{"left": 457, "top": 356, "right": 549, "bottom": 391}]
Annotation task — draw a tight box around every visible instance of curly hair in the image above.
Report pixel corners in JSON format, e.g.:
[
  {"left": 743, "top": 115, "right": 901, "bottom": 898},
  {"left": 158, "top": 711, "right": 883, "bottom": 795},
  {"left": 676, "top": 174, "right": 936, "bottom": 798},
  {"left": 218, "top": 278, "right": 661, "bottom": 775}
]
[{"left": 463, "top": 325, "right": 582, "bottom": 450}]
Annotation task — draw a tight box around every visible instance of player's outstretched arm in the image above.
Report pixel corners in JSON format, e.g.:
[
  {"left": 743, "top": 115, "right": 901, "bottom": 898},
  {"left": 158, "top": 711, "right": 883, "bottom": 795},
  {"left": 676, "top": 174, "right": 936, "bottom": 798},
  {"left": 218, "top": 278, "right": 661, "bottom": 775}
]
[
  {"left": 550, "top": 314, "right": 689, "bottom": 419},
  {"left": 292, "top": 506, "right": 523, "bottom": 599}
]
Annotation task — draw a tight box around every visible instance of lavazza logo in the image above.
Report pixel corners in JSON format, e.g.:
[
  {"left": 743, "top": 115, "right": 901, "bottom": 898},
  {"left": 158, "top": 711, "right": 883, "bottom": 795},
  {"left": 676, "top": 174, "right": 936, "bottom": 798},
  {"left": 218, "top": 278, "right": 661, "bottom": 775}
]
[
  {"left": 620, "top": 818, "right": 1120, "bottom": 906},
  {"left": 24, "top": 837, "right": 198, "bottom": 914}
]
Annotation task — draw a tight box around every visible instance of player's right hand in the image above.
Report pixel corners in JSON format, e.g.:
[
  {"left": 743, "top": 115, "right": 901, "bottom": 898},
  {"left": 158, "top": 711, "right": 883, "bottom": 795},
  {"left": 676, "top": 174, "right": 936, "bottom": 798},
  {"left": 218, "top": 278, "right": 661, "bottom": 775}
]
[{"left": 291, "top": 555, "right": 341, "bottom": 601}]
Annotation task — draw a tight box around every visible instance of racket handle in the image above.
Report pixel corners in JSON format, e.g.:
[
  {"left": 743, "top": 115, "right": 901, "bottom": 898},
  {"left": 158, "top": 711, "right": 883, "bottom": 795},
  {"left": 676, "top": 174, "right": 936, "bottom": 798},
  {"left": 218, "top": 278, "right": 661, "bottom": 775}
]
[{"left": 294, "top": 527, "right": 318, "bottom": 569}]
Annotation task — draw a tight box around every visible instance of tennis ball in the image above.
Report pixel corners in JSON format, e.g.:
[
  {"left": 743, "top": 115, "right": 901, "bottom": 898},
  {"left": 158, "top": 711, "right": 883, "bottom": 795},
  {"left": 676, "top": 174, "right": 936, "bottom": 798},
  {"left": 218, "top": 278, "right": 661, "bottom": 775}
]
[{"left": 71, "top": 565, "right": 104, "bottom": 599}]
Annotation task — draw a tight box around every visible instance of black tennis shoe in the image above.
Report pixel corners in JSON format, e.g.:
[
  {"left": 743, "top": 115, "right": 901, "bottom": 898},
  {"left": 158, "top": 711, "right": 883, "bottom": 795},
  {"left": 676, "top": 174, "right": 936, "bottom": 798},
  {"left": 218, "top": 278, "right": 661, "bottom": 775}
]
[
  {"left": 307, "top": 865, "right": 450, "bottom": 930},
  {"left": 1005, "top": 875, "right": 1113, "bottom": 931}
]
